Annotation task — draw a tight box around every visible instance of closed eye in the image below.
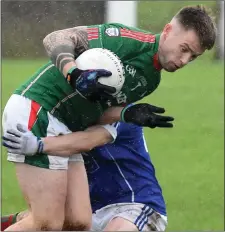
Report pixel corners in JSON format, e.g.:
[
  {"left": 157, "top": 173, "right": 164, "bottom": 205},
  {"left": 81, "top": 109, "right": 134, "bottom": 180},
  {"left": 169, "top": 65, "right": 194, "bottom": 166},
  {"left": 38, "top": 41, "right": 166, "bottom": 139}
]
[{"left": 181, "top": 46, "right": 188, "bottom": 53}]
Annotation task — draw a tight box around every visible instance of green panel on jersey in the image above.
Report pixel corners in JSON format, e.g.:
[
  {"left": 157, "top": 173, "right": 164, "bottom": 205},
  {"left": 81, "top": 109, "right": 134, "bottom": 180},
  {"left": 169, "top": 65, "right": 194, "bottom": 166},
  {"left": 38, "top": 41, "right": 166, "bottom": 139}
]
[
  {"left": 15, "top": 62, "right": 105, "bottom": 132},
  {"left": 24, "top": 107, "right": 50, "bottom": 169}
]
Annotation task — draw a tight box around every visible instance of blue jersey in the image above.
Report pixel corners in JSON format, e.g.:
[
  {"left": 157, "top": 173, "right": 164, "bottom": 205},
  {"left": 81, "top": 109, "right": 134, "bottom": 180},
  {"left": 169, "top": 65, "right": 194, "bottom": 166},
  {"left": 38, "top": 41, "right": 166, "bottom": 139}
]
[{"left": 83, "top": 122, "right": 166, "bottom": 216}]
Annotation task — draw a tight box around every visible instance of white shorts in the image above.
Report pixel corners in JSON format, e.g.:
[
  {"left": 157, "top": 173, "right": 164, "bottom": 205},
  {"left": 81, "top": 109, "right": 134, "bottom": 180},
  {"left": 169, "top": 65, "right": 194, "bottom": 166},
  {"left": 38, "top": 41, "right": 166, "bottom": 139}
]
[
  {"left": 91, "top": 203, "right": 167, "bottom": 231},
  {"left": 2, "top": 94, "right": 83, "bottom": 170}
]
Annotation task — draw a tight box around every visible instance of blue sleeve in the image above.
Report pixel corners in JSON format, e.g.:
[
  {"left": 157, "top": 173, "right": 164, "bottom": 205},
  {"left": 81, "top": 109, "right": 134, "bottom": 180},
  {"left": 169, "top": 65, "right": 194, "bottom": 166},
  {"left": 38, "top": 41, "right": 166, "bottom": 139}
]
[{"left": 115, "top": 122, "right": 148, "bottom": 149}]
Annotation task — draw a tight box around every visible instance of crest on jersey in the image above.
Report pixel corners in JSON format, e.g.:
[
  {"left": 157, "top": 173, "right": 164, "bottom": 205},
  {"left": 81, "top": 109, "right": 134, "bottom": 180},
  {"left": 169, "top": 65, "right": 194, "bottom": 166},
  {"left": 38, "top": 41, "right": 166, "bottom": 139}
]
[{"left": 105, "top": 28, "right": 120, "bottom": 37}]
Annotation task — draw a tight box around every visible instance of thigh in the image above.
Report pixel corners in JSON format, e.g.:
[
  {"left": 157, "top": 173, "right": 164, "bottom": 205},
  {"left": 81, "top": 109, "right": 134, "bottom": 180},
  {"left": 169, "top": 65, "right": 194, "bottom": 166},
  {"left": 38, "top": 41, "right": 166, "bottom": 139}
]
[
  {"left": 93, "top": 203, "right": 164, "bottom": 231},
  {"left": 108, "top": 204, "right": 167, "bottom": 232},
  {"left": 104, "top": 217, "right": 138, "bottom": 231},
  {"left": 64, "top": 161, "right": 92, "bottom": 229},
  {"left": 92, "top": 203, "right": 141, "bottom": 231},
  {"left": 15, "top": 163, "right": 67, "bottom": 224}
]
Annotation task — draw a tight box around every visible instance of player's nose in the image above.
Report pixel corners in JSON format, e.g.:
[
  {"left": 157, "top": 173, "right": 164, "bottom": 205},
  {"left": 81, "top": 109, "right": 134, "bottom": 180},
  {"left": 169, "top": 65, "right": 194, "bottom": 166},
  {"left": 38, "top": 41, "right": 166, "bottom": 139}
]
[{"left": 180, "top": 54, "right": 192, "bottom": 66}]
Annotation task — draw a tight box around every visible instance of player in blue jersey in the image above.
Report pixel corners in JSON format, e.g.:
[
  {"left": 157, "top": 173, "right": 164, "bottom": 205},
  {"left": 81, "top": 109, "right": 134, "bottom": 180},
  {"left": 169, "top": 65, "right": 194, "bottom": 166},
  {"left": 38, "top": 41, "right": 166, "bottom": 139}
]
[
  {"left": 2, "top": 122, "right": 167, "bottom": 231},
  {"left": 86, "top": 122, "right": 167, "bottom": 231}
]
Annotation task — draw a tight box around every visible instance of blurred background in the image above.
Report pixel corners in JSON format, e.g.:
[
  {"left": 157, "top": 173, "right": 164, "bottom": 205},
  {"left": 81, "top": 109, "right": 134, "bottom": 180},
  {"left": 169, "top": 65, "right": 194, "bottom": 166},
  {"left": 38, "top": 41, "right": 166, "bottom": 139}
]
[
  {"left": 2, "top": 1, "right": 224, "bottom": 59},
  {"left": 1, "top": 1, "right": 224, "bottom": 231}
]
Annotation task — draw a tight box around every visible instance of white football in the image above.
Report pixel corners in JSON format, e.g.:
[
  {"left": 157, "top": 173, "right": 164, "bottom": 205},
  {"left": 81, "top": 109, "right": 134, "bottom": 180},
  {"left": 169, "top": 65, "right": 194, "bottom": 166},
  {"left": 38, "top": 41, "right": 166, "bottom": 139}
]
[{"left": 75, "top": 48, "right": 125, "bottom": 95}]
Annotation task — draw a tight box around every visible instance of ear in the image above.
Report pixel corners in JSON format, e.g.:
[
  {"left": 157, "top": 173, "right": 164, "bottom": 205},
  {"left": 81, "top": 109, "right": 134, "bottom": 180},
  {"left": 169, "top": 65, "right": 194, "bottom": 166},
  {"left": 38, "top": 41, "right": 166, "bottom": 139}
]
[{"left": 162, "top": 23, "right": 172, "bottom": 39}]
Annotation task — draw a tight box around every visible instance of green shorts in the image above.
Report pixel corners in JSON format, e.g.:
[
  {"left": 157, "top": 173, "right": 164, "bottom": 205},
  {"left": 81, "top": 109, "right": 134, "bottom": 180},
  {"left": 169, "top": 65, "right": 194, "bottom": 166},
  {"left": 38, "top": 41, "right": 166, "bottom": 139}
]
[{"left": 2, "top": 94, "right": 83, "bottom": 170}]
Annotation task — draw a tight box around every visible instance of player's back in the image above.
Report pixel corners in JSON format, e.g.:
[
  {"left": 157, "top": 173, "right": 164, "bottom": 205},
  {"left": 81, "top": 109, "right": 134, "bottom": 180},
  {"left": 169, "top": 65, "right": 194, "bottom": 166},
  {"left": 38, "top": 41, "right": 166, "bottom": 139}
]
[{"left": 84, "top": 122, "right": 166, "bottom": 216}]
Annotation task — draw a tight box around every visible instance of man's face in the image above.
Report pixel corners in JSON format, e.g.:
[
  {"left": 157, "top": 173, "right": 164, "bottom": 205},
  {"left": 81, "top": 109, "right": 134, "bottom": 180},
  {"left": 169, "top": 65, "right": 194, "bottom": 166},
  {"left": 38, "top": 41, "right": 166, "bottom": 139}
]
[{"left": 158, "top": 22, "right": 205, "bottom": 72}]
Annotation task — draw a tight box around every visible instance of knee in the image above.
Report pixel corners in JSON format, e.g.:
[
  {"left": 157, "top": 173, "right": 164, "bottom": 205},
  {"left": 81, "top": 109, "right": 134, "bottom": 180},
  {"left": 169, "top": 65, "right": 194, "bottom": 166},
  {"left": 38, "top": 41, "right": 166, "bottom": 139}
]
[{"left": 63, "top": 217, "right": 92, "bottom": 231}]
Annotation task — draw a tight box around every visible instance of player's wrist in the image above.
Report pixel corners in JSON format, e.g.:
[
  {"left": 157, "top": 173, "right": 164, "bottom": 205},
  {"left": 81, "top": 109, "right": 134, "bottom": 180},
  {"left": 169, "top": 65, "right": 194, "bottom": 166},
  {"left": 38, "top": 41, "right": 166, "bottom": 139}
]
[
  {"left": 66, "top": 66, "right": 82, "bottom": 83},
  {"left": 37, "top": 137, "right": 44, "bottom": 154},
  {"left": 120, "top": 105, "right": 131, "bottom": 122},
  {"left": 66, "top": 67, "right": 85, "bottom": 90},
  {"left": 67, "top": 66, "right": 77, "bottom": 75}
]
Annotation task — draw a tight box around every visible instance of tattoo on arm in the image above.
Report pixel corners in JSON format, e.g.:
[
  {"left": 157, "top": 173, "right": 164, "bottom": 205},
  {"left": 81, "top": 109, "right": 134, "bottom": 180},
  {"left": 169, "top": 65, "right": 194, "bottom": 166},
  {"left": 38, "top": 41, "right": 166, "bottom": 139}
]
[{"left": 43, "top": 26, "right": 89, "bottom": 73}]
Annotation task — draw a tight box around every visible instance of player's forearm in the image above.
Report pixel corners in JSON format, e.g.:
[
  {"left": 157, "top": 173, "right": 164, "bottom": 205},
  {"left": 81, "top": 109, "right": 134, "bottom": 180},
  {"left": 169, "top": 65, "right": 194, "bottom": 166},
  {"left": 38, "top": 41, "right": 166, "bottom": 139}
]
[
  {"left": 43, "top": 26, "right": 89, "bottom": 76},
  {"left": 42, "top": 127, "right": 113, "bottom": 156},
  {"left": 98, "top": 107, "right": 123, "bottom": 125}
]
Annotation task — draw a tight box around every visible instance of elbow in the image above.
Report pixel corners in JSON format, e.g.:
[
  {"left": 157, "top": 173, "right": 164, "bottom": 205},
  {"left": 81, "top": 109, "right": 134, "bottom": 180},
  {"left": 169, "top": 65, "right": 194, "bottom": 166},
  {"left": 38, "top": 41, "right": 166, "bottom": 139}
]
[
  {"left": 43, "top": 33, "right": 48, "bottom": 46},
  {"left": 43, "top": 31, "right": 57, "bottom": 56},
  {"left": 43, "top": 33, "right": 51, "bottom": 50}
]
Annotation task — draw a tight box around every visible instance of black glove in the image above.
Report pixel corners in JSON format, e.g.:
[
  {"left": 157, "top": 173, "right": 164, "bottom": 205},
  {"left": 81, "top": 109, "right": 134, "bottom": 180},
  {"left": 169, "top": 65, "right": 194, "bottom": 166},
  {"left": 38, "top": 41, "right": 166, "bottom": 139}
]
[
  {"left": 121, "top": 103, "right": 174, "bottom": 128},
  {"left": 67, "top": 68, "right": 116, "bottom": 101}
]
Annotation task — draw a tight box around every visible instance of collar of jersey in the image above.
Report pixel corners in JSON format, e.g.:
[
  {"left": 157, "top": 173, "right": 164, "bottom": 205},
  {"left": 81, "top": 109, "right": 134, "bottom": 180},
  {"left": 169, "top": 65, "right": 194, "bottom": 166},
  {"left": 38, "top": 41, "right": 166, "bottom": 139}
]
[{"left": 153, "top": 34, "right": 162, "bottom": 71}]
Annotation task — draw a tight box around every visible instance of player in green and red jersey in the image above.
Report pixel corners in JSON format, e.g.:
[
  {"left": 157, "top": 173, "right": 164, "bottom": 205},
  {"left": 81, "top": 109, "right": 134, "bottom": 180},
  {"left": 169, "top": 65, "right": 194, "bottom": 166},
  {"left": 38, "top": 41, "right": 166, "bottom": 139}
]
[{"left": 2, "top": 5, "right": 216, "bottom": 231}]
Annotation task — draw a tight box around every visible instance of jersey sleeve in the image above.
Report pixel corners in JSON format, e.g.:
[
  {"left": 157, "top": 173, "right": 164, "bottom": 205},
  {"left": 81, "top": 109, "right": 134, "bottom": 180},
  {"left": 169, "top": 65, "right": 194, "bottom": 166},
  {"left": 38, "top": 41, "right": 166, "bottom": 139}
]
[{"left": 101, "top": 124, "right": 118, "bottom": 143}]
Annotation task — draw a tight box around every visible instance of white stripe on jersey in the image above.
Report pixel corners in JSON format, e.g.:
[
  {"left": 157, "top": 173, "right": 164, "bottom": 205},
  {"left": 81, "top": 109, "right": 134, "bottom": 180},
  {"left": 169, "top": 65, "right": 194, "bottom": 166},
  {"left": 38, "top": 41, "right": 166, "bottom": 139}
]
[
  {"left": 21, "top": 64, "right": 54, "bottom": 96},
  {"left": 105, "top": 146, "right": 135, "bottom": 202},
  {"left": 142, "top": 131, "right": 149, "bottom": 152}
]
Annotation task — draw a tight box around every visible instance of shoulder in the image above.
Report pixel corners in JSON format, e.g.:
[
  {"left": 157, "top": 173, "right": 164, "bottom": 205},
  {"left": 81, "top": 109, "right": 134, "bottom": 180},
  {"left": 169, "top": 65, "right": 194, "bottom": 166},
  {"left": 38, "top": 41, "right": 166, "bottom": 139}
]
[
  {"left": 100, "top": 23, "right": 153, "bottom": 34},
  {"left": 116, "top": 122, "right": 143, "bottom": 139}
]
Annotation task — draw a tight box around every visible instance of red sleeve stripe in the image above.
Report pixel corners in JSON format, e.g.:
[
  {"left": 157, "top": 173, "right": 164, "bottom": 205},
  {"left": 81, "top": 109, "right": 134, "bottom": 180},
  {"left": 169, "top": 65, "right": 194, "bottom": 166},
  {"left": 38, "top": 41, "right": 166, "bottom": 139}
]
[
  {"left": 87, "top": 27, "right": 99, "bottom": 40},
  {"left": 120, "top": 29, "right": 155, "bottom": 43},
  {"left": 1, "top": 215, "right": 13, "bottom": 231},
  {"left": 87, "top": 27, "right": 98, "bottom": 32},
  {"left": 28, "top": 100, "right": 41, "bottom": 130},
  {"left": 120, "top": 34, "right": 155, "bottom": 43},
  {"left": 120, "top": 28, "right": 155, "bottom": 37}
]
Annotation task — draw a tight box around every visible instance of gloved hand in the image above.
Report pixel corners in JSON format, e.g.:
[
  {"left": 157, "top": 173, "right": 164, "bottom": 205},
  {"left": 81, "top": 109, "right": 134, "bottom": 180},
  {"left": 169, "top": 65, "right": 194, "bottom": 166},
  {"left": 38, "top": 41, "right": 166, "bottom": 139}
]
[
  {"left": 120, "top": 103, "right": 174, "bottom": 128},
  {"left": 2, "top": 124, "right": 44, "bottom": 156},
  {"left": 67, "top": 67, "right": 116, "bottom": 101}
]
